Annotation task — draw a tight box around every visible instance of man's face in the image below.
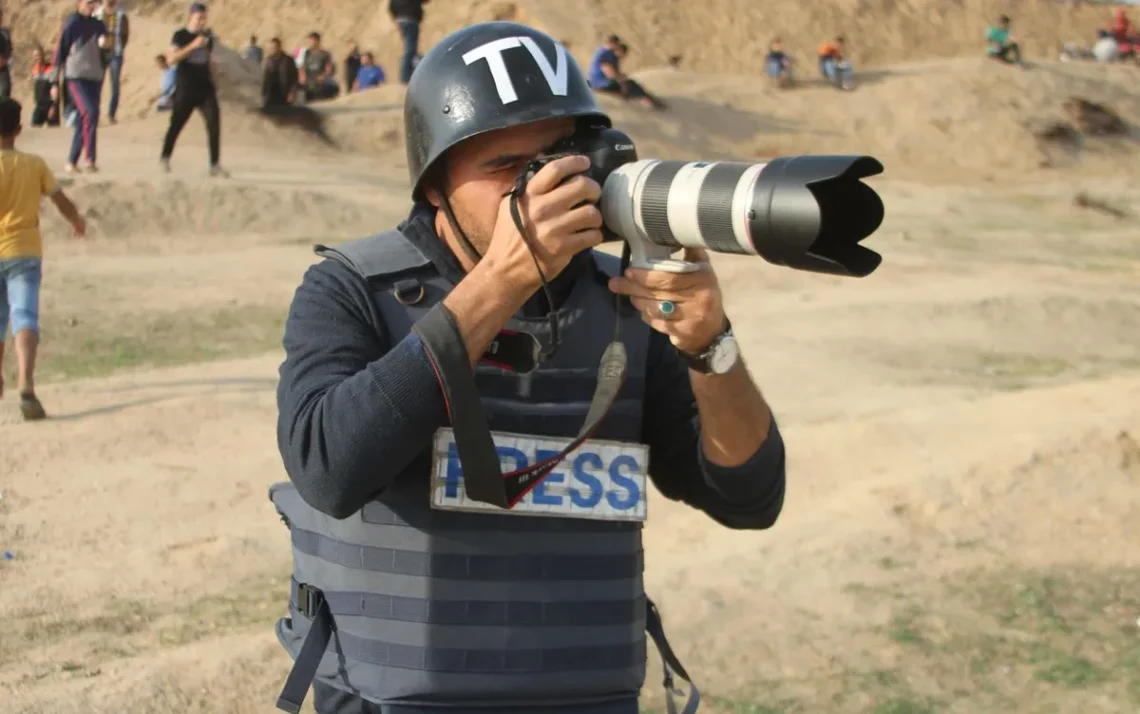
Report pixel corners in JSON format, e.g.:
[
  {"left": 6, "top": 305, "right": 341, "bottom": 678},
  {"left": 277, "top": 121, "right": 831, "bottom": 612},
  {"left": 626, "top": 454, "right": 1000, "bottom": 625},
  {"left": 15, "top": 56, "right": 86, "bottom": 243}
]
[
  {"left": 188, "top": 10, "right": 207, "bottom": 31},
  {"left": 106, "top": 0, "right": 116, "bottom": 8},
  {"left": 307, "top": 36, "right": 320, "bottom": 50},
  {"left": 270, "top": 40, "right": 282, "bottom": 55},
  {"left": 78, "top": 0, "right": 98, "bottom": 16},
  {"left": 432, "top": 117, "right": 575, "bottom": 255},
  {"left": 362, "top": 53, "right": 374, "bottom": 66}
]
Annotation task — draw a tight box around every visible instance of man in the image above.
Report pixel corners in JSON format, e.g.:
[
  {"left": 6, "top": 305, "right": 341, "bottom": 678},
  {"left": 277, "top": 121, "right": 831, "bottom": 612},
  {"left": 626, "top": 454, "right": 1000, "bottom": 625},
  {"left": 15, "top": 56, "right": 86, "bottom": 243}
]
[
  {"left": 388, "top": 0, "right": 427, "bottom": 84},
  {"left": 271, "top": 21, "right": 784, "bottom": 714},
  {"left": 343, "top": 40, "right": 361, "bottom": 92},
  {"left": 161, "top": 2, "right": 227, "bottom": 177},
  {"left": 261, "top": 37, "right": 298, "bottom": 109},
  {"left": 0, "top": 9, "right": 11, "bottom": 100},
  {"left": 0, "top": 98, "right": 87, "bottom": 420},
  {"left": 985, "top": 15, "right": 1023, "bottom": 66},
  {"left": 588, "top": 35, "right": 663, "bottom": 109},
  {"left": 299, "top": 32, "right": 338, "bottom": 101},
  {"left": 818, "top": 36, "right": 855, "bottom": 90},
  {"left": 351, "top": 51, "right": 385, "bottom": 91},
  {"left": 154, "top": 54, "right": 176, "bottom": 111},
  {"left": 30, "top": 47, "right": 61, "bottom": 127},
  {"left": 765, "top": 37, "right": 795, "bottom": 88},
  {"left": 243, "top": 34, "right": 263, "bottom": 64},
  {"left": 55, "top": 0, "right": 111, "bottom": 172},
  {"left": 93, "top": 0, "right": 129, "bottom": 124}
]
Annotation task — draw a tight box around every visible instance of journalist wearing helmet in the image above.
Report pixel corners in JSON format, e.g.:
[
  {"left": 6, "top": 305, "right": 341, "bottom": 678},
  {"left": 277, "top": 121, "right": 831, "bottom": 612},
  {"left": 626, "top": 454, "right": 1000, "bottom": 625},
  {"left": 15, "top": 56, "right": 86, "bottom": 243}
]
[{"left": 271, "top": 21, "right": 786, "bottom": 714}]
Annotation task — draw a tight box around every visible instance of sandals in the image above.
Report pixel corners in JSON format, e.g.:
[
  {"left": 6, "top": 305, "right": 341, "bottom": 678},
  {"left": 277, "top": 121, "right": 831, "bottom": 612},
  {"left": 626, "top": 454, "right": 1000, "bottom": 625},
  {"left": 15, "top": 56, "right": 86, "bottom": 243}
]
[{"left": 20, "top": 392, "right": 47, "bottom": 421}]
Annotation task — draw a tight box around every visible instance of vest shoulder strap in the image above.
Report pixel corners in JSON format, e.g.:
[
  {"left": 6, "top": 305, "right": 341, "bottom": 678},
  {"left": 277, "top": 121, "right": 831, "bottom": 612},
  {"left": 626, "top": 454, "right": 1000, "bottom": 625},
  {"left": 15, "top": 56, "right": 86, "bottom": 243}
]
[{"left": 313, "top": 229, "right": 432, "bottom": 280}]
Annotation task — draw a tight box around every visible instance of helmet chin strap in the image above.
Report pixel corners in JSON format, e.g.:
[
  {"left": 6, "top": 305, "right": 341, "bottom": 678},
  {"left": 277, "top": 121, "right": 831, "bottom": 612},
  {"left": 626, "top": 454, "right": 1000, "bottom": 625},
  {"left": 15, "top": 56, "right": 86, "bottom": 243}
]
[{"left": 435, "top": 180, "right": 485, "bottom": 267}]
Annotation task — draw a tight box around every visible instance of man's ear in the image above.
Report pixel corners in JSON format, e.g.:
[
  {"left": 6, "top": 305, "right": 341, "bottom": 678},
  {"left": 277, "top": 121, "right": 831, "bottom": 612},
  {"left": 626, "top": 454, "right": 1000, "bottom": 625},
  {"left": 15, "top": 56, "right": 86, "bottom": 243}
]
[{"left": 423, "top": 184, "right": 442, "bottom": 208}]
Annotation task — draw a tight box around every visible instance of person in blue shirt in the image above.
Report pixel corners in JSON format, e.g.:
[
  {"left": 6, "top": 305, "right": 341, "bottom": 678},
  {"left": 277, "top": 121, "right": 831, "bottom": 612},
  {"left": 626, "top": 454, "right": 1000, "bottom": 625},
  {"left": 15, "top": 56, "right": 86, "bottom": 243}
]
[
  {"left": 587, "top": 35, "right": 665, "bottom": 110},
  {"left": 54, "top": 0, "right": 111, "bottom": 172},
  {"left": 351, "top": 51, "right": 385, "bottom": 91},
  {"left": 985, "top": 15, "right": 1023, "bottom": 66},
  {"left": 155, "top": 54, "right": 176, "bottom": 111}
]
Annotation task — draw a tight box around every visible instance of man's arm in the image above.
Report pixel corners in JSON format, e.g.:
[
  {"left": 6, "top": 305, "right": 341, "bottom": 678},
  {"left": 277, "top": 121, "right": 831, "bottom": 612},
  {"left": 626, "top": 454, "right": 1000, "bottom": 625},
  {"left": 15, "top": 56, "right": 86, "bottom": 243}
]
[
  {"left": 54, "top": 20, "right": 74, "bottom": 70},
  {"left": 641, "top": 333, "right": 785, "bottom": 530},
  {"left": 120, "top": 14, "right": 129, "bottom": 48},
  {"left": 278, "top": 259, "right": 452, "bottom": 518}
]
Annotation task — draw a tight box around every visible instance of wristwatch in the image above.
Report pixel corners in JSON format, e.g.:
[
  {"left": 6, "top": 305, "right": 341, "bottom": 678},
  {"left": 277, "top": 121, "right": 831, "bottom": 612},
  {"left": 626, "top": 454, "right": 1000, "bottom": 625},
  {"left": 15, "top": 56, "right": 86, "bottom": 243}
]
[{"left": 682, "top": 321, "right": 740, "bottom": 375}]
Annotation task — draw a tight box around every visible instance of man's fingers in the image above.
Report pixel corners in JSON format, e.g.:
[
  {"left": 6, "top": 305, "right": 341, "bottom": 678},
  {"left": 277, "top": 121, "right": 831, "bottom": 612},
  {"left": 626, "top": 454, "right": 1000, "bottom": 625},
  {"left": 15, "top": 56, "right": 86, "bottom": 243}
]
[
  {"left": 682, "top": 246, "right": 710, "bottom": 264},
  {"left": 623, "top": 265, "right": 711, "bottom": 291},
  {"left": 542, "top": 173, "right": 602, "bottom": 211},
  {"left": 527, "top": 155, "right": 591, "bottom": 195},
  {"left": 608, "top": 276, "right": 691, "bottom": 302},
  {"left": 547, "top": 203, "right": 603, "bottom": 236}
]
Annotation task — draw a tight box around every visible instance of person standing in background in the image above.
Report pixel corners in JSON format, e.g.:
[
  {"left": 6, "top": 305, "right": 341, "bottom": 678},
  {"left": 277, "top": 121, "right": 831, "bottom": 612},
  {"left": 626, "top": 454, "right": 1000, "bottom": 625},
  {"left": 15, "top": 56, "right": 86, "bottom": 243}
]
[
  {"left": 154, "top": 54, "right": 176, "bottom": 111},
  {"left": 93, "top": 0, "right": 129, "bottom": 124},
  {"left": 261, "top": 37, "right": 298, "bottom": 109},
  {"left": 388, "top": 0, "right": 427, "bottom": 84},
  {"left": 161, "top": 2, "right": 227, "bottom": 177},
  {"left": 30, "top": 47, "right": 61, "bottom": 126},
  {"left": 55, "top": 0, "right": 111, "bottom": 173},
  {"left": 0, "top": 8, "right": 13, "bottom": 100},
  {"left": 343, "top": 40, "right": 361, "bottom": 94},
  {"left": 243, "top": 34, "right": 263, "bottom": 64}
]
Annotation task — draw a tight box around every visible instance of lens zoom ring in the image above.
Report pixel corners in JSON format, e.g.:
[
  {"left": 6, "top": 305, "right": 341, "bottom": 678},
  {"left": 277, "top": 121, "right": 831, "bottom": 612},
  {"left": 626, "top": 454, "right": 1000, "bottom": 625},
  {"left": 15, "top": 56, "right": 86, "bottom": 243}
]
[
  {"left": 696, "top": 162, "right": 749, "bottom": 255},
  {"left": 639, "top": 162, "right": 682, "bottom": 247}
]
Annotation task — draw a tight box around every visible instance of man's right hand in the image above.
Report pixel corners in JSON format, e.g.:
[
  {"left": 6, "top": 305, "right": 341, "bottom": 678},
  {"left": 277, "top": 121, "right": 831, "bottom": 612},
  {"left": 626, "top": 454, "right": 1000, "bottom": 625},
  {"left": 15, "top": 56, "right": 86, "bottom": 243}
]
[
  {"left": 190, "top": 35, "right": 209, "bottom": 50},
  {"left": 72, "top": 216, "right": 87, "bottom": 238},
  {"left": 481, "top": 154, "right": 604, "bottom": 295}
]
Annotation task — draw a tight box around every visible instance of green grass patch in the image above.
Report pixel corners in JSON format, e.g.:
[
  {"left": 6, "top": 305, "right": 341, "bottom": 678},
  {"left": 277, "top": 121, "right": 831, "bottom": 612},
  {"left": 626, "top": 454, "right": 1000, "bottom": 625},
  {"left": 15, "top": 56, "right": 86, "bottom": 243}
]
[{"left": 15, "top": 303, "right": 286, "bottom": 383}]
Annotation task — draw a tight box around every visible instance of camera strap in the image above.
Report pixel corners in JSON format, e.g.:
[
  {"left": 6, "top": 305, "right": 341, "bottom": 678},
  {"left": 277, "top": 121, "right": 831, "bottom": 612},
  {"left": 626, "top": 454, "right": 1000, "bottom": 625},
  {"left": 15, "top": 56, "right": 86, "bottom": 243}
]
[{"left": 413, "top": 158, "right": 630, "bottom": 509}]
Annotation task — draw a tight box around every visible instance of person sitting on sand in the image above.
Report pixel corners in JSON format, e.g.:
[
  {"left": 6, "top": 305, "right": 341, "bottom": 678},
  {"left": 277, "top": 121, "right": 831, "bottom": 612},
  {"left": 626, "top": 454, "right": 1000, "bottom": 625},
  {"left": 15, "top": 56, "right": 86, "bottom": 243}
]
[
  {"left": 0, "top": 98, "right": 87, "bottom": 421},
  {"left": 587, "top": 35, "right": 665, "bottom": 110},
  {"left": 1105, "top": 7, "right": 1138, "bottom": 59},
  {"left": 262, "top": 37, "right": 298, "bottom": 109},
  {"left": 351, "top": 51, "right": 385, "bottom": 92},
  {"left": 818, "top": 36, "right": 854, "bottom": 90},
  {"left": 299, "top": 31, "right": 339, "bottom": 102},
  {"left": 765, "top": 37, "right": 794, "bottom": 88},
  {"left": 29, "top": 47, "right": 60, "bottom": 127},
  {"left": 985, "top": 15, "right": 1023, "bottom": 66},
  {"left": 155, "top": 54, "right": 176, "bottom": 111}
]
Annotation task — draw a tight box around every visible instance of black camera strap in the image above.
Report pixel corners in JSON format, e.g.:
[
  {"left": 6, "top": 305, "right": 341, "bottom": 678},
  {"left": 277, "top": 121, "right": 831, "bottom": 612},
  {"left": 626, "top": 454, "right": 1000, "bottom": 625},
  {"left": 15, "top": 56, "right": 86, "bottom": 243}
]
[{"left": 413, "top": 157, "right": 630, "bottom": 509}]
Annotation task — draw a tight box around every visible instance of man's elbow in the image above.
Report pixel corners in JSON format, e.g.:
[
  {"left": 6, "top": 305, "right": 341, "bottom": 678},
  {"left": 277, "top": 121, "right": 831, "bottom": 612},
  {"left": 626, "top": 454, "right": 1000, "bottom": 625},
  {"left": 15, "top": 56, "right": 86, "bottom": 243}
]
[{"left": 279, "top": 438, "right": 361, "bottom": 520}]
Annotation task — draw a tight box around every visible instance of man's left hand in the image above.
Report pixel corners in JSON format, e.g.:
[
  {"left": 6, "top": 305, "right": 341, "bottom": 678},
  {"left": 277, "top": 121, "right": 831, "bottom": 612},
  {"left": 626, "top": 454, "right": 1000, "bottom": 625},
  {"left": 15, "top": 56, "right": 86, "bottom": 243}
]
[{"left": 608, "top": 247, "right": 728, "bottom": 355}]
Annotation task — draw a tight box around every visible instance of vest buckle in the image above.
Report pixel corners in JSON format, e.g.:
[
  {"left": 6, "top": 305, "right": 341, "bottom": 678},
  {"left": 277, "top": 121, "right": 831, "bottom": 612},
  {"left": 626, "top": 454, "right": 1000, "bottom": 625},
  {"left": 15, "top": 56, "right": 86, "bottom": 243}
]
[{"left": 296, "top": 583, "right": 325, "bottom": 619}]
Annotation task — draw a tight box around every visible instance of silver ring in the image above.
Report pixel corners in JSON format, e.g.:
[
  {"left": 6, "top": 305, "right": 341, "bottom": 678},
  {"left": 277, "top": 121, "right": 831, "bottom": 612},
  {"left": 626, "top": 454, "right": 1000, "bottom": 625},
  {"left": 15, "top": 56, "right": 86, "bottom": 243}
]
[{"left": 658, "top": 300, "right": 678, "bottom": 320}]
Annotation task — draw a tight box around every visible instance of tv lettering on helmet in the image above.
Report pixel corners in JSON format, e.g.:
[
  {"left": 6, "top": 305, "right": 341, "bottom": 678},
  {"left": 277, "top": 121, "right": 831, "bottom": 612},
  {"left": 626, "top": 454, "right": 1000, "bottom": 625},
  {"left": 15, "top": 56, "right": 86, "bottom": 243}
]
[{"left": 462, "top": 35, "right": 569, "bottom": 104}]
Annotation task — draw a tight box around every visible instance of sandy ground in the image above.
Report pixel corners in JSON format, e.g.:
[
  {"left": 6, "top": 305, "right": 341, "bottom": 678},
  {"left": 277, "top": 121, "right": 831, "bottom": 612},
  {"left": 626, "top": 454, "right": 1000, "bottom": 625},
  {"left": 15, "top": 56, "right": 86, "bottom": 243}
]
[{"left": 2, "top": 3, "right": 1140, "bottom": 713}]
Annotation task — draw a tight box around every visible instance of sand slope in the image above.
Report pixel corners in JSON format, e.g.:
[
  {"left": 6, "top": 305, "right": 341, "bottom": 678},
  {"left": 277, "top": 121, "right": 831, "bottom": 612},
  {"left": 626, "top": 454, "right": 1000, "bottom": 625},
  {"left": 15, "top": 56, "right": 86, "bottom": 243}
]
[{"left": 1, "top": 1, "right": 1139, "bottom": 713}]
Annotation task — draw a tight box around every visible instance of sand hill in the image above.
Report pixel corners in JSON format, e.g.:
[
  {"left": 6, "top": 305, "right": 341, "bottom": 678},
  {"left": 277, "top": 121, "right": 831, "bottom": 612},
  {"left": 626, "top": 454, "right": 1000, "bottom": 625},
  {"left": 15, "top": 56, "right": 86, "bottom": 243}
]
[{"left": 1, "top": 1, "right": 1140, "bottom": 713}]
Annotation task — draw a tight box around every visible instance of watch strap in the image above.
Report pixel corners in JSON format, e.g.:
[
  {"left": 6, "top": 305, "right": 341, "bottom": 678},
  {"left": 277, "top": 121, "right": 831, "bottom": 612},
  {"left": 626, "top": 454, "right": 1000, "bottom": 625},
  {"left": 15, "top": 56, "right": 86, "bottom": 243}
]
[{"left": 681, "top": 319, "right": 733, "bottom": 374}]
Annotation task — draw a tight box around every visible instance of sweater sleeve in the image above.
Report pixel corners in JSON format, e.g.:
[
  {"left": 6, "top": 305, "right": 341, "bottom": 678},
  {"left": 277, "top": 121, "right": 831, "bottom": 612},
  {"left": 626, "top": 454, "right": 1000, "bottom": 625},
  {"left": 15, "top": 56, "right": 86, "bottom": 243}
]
[
  {"left": 640, "top": 331, "right": 786, "bottom": 530},
  {"left": 276, "top": 259, "right": 448, "bottom": 518}
]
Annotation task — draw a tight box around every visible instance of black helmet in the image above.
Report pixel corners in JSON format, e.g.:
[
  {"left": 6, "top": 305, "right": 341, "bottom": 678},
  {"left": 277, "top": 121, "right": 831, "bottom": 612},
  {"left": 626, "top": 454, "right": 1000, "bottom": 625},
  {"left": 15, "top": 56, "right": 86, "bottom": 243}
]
[{"left": 404, "top": 21, "right": 611, "bottom": 200}]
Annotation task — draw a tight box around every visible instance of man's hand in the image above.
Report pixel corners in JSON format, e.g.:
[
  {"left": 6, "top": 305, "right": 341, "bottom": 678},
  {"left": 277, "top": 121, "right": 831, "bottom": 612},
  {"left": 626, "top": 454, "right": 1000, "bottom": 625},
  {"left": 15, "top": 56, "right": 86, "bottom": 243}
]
[
  {"left": 481, "top": 154, "right": 605, "bottom": 295},
  {"left": 190, "top": 34, "right": 209, "bottom": 50},
  {"left": 71, "top": 216, "right": 87, "bottom": 238},
  {"left": 608, "top": 247, "right": 727, "bottom": 354}
]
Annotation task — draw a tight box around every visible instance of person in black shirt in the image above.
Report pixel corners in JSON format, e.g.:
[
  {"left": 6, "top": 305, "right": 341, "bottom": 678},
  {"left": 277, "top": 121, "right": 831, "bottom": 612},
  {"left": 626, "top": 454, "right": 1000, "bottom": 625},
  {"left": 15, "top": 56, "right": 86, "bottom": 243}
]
[
  {"left": 343, "top": 40, "right": 361, "bottom": 93},
  {"left": 0, "top": 10, "right": 12, "bottom": 101},
  {"left": 388, "top": 0, "right": 427, "bottom": 84},
  {"left": 160, "top": 2, "right": 228, "bottom": 177},
  {"left": 261, "top": 37, "right": 298, "bottom": 109}
]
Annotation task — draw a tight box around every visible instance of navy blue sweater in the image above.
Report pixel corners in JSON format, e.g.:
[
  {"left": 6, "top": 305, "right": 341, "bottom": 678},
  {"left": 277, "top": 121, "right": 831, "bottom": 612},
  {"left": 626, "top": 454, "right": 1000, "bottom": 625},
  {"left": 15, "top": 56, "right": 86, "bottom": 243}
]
[{"left": 276, "top": 213, "right": 786, "bottom": 527}]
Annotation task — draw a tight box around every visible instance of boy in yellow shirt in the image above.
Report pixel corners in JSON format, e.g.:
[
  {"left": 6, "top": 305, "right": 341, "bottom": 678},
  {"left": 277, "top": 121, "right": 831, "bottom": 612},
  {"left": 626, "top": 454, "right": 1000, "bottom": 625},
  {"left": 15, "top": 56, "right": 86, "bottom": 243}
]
[{"left": 0, "top": 98, "right": 86, "bottom": 420}]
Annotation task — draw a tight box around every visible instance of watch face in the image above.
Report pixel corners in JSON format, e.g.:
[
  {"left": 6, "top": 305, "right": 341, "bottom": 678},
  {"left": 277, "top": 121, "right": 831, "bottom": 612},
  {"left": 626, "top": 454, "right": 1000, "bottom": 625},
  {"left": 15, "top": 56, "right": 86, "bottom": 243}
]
[{"left": 709, "top": 335, "right": 740, "bottom": 374}]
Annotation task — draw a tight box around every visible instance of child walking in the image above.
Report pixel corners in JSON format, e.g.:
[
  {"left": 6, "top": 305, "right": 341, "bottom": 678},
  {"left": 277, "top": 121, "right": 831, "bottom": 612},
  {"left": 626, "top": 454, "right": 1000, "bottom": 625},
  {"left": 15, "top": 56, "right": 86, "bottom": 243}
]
[{"left": 0, "top": 98, "right": 87, "bottom": 420}]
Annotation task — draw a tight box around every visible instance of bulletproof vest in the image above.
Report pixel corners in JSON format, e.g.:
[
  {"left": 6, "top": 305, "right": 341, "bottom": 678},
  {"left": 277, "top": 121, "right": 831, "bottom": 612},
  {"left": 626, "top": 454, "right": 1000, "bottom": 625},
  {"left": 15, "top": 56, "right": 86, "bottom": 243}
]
[{"left": 271, "top": 224, "right": 696, "bottom": 711}]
